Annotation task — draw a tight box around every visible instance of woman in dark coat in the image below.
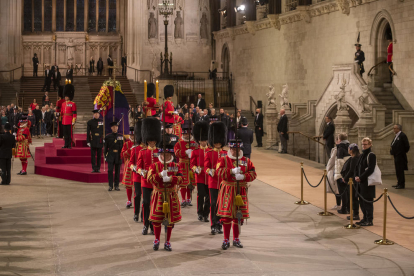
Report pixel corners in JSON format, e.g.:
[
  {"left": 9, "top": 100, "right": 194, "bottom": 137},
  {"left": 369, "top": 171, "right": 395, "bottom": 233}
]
[
  {"left": 355, "top": 138, "right": 376, "bottom": 226},
  {"left": 341, "top": 143, "right": 361, "bottom": 221}
]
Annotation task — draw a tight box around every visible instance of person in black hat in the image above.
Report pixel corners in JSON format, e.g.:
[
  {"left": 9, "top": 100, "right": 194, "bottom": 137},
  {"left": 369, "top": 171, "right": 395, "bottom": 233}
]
[
  {"left": 104, "top": 121, "right": 124, "bottom": 191},
  {"left": 354, "top": 43, "right": 365, "bottom": 77},
  {"left": 237, "top": 117, "right": 253, "bottom": 159},
  {"left": 87, "top": 110, "right": 104, "bottom": 173},
  {"left": 191, "top": 121, "right": 211, "bottom": 222},
  {"left": 0, "top": 123, "right": 16, "bottom": 185},
  {"left": 164, "top": 123, "right": 179, "bottom": 151}
]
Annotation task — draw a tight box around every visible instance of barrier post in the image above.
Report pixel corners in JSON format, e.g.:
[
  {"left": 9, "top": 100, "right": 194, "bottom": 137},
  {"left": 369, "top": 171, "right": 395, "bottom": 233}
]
[
  {"left": 375, "top": 188, "right": 394, "bottom": 245},
  {"left": 318, "top": 170, "right": 334, "bottom": 216},
  {"left": 344, "top": 178, "right": 360, "bottom": 229},
  {"left": 295, "top": 162, "right": 309, "bottom": 205}
]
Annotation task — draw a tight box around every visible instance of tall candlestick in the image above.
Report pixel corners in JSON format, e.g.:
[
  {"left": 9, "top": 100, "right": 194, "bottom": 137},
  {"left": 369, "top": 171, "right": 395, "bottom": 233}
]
[
  {"left": 144, "top": 80, "right": 147, "bottom": 101},
  {"left": 65, "top": 79, "right": 68, "bottom": 85},
  {"left": 156, "top": 80, "right": 159, "bottom": 103}
]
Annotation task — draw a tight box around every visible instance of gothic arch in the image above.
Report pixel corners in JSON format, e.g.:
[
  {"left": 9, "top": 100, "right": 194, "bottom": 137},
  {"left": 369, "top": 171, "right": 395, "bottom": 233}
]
[
  {"left": 319, "top": 103, "right": 360, "bottom": 135},
  {"left": 221, "top": 43, "right": 230, "bottom": 78},
  {"left": 369, "top": 9, "right": 396, "bottom": 45}
]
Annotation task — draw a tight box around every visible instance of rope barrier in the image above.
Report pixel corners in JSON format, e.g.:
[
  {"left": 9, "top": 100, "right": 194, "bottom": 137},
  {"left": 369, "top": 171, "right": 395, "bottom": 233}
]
[
  {"left": 326, "top": 177, "right": 348, "bottom": 198},
  {"left": 302, "top": 168, "right": 324, "bottom": 188},
  {"left": 387, "top": 194, "right": 414, "bottom": 220},
  {"left": 352, "top": 183, "right": 384, "bottom": 203}
]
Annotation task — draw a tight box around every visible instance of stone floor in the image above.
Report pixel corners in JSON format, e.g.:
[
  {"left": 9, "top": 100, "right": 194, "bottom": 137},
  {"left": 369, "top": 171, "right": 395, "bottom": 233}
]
[{"left": 1, "top": 138, "right": 414, "bottom": 276}]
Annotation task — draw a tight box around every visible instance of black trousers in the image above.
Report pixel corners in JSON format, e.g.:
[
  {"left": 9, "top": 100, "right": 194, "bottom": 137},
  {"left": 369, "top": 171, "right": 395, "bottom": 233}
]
[
  {"left": 359, "top": 199, "right": 373, "bottom": 222},
  {"left": 197, "top": 183, "right": 210, "bottom": 217},
  {"left": 394, "top": 157, "right": 405, "bottom": 188},
  {"left": 42, "top": 79, "right": 51, "bottom": 92},
  {"left": 337, "top": 179, "right": 348, "bottom": 212},
  {"left": 134, "top": 182, "right": 142, "bottom": 217},
  {"left": 255, "top": 127, "right": 263, "bottom": 146},
  {"left": 0, "top": 158, "right": 11, "bottom": 184},
  {"left": 243, "top": 153, "right": 250, "bottom": 159},
  {"left": 108, "top": 68, "right": 113, "bottom": 76},
  {"left": 107, "top": 162, "right": 121, "bottom": 188},
  {"left": 209, "top": 188, "right": 219, "bottom": 229},
  {"left": 35, "top": 122, "right": 41, "bottom": 136},
  {"left": 142, "top": 187, "right": 153, "bottom": 229},
  {"left": 33, "top": 65, "right": 38, "bottom": 76},
  {"left": 62, "top": 125, "right": 72, "bottom": 147},
  {"left": 53, "top": 79, "right": 60, "bottom": 91},
  {"left": 58, "top": 121, "right": 63, "bottom": 138},
  {"left": 91, "top": 147, "right": 102, "bottom": 171},
  {"left": 97, "top": 69, "right": 102, "bottom": 76},
  {"left": 122, "top": 65, "right": 126, "bottom": 76}
]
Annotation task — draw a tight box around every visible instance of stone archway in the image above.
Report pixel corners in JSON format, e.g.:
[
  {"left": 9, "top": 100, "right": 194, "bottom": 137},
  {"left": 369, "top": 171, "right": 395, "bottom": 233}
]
[
  {"left": 221, "top": 43, "right": 230, "bottom": 79},
  {"left": 319, "top": 103, "right": 359, "bottom": 137}
]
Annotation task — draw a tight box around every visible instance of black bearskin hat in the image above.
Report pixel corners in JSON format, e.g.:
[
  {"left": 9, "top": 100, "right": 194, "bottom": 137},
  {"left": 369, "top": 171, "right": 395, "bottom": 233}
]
[
  {"left": 164, "top": 85, "right": 174, "bottom": 99},
  {"left": 147, "top": 83, "right": 155, "bottom": 98},
  {"left": 58, "top": 86, "right": 64, "bottom": 98},
  {"left": 193, "top": 121, "right": 209, "bottom": 143},
  {"left": 208, "top": 121, "right": 227, "bottom": 148},
  {"left": 64, "top": 84, "right": 75, "bottom": 101},
  {"left": 134, "top": 120, "right": 142, "bottom": 145},
  {"left": 142, "top": 117, "right": 161, "bottom": 145},
  {"left": 4, "top": 123, "right": 11, "bottom": 131}
]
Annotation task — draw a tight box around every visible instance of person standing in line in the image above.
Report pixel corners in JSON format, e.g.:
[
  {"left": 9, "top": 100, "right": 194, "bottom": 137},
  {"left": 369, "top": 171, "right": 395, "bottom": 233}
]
[
  {"left": 334, "top": 133, "right": 350, "bottom": 215},
  {"left": 32, "top": 53, "right": 39, "bottom": 77},
  {"left": 104, "top": 121, "right": 124, "bottom": 192},
  {"left": 277, "top": 109, "right": 289, "bottom": 153},
  {"left": 196, "top": 94, "right": 206, "bottom": 110},
  {"left": 86, "top": 110, "right": 104, "bottom": 173},
  {"left": 323, "top": 116, "right": 335, "bottom": 160},
  {"left": 390, "top": 124, "right": 410, "bottom": 189},
  {"left": 237, "top": 117, "right": 253, "bottom": 159},
  {"left": 0, "top": 123, "right": 16, "bottom": 185},
  {"left": 254, "top": 108, "right": 263, "bottom": 147},
  {"left": 355, "top": 137, "right": 376, "bottom": 227},
  {"left": 341, "top": 144, "right": 361, "bottom": 221}
]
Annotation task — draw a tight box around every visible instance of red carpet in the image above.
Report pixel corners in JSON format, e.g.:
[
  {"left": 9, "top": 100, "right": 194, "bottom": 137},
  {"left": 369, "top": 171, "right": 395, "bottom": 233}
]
[{"left": 35, "top": 134, "right": 123, "bottom": 183}]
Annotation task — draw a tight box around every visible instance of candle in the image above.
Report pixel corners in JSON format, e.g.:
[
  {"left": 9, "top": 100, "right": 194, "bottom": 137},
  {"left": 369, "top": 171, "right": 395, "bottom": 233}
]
[
  {"left": 65, "top": 79, "right": 68, "bottom": 85},
  {"left": 156, "top": 80, "right": 159, "bottom": 103},
  {"left": 69, "top": 79, "right": 71, "bottom": 84},
  {"left": 144, "top": 80, "right": 147, "bottom": 101}
]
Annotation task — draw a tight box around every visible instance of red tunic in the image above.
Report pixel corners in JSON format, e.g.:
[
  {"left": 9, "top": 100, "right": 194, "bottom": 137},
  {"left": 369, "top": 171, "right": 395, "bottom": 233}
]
[
  {"left": 121, "top": 139, "right": 134, "bottom": 188},
  {"left": 137, "top": 146, "right": 159, "bottom": 188},
  {"left": 204, "top": 148, "right": 227, "bottom": 189},
  {"left": 173, "top": 115, "right": 184, "bottom": 138},
  {"left": 216, "top": 155, "right": 257, "bottom": 219},
  {"left": 148, "top": 160, "right": 183, "bottom": 224},
  {"left": 174, "top": 140, "right": 198, "bottom": 187},
  {"left": 190, "top": 146, "right": 210, "bottom": 184},
  {"left": 15, "top": 127, "right": 31, "bottom": 158},
  {"left": 61, "top": 101, "right": 77, "bottom": 125},
  {"left": 129, "top": 144, "right": 145, "bottom": 183},
  {"left": 144, "top": 97, "right": 158, "bottom": 117},
  {"left": 161, "top": 100, "right": 175, "bottom": 124},
  {"left": 387, "top": 42, "right": 393, "bottom": 63}
]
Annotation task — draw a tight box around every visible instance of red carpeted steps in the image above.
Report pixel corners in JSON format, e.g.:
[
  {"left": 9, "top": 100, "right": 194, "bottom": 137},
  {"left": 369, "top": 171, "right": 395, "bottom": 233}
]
[{"left": 35, "top": 134, "right": 123, "bottom": 183}]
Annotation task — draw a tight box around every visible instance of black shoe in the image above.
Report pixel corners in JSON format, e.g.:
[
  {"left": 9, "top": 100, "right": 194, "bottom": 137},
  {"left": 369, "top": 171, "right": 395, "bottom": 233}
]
[
  {"left": 133, "top": 215, "right": 139, "bottom": 222},
  {"left": 142, "top": 226, "right": 148, "bottom": 235},
  {"left": 346, "top": 215, "right": 360, "bottom": 221},
  {"left": 211, "top": 227, "right": 217, "bottom": 235},
  {"left": 96, "top": 170, "right": 100, "bottom": 173},
  {"left": 91, "top": 170, "right": 96, "bottom": 173},
  {"left": 233, "top": 239, "right": 243, "bottom": 248},
  {"left": 67, "top": 147, "right": 72, "bottom": 149},
  {"left": 392, "top": 185, "right": 398, "bottom": 188},
  {"left": 115, "top": 187, "right": 120, "bottom": 191},
  {"left": 153, "top": 240, "right": 160, "bottom": 251},
  {"left": 198, "top": 215, "right": 203, "bottom": 221},
  {"left": 187, "top": 201, "right": 193, "bottom": 206},
  {"left": 395, "top": 186, "right": 405, "bottom": 189},
  {"left": 181, "top": 201, "right": 187, "bottom": 207},
  {"left": 17, "top": 171, "right": 22, "bottom": 175},
  {"left": 356, "top": 219, "right": 366, "bottom": 225},
  {"left": 360, "top": 221, "right": 373, "bottom": 226},
  {"left": 61, "top": 146, "right": 67, "bottom": 149},
  {"left": 108, "top": 187, "right": 113, "bottom": 191},
  {"left": 150, "top": 227, "right": 154, "bottom": 235},
  {"left": 0, "top": 182, "right": 10, "bottom": 185},
  {"left": 337, "top": 209, "right": 349, "bottom": 214},
  {"left": 20, "top": 172, "right": 27, "bottom": 175},
  {"left": 203, "top": 216, "right": 210, "bottom": 222},
  {"left": 221, "top": 240, "right": 230, "bottom": 250},
  {"left": 216, "top": 225, "right": 223, "bottom": 234},
  {"left": 164, "top": 242, "right": 172, "bottom": 251}
]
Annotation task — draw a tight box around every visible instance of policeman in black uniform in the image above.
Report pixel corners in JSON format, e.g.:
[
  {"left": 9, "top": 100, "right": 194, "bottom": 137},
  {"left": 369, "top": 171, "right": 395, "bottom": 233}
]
[
  {"left": 355, "top": 43, "right": 365, "bottom": 77},
  {"left": 87, "top": 110, "right": 104, "bottom": 173},
  {"left": 32, "top": 53, "right": 39, "bottom": 77},
  {"left": 0, "top": 123, "right": 16, "bottom": 185},
  {"left": 104, "top": 121, "right": 124, "bottom": 191}
]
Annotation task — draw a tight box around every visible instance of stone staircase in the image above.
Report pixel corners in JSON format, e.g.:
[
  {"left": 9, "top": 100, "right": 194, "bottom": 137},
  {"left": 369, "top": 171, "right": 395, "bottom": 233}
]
[
  {"left": 72, "top": 77, "right": 93, "bottom": 134},
  {"left": 371, "top": 83, "right": 404, "bottom": 126},
  {"left": 0, "top": 82, "right": 20, "bottom": 107},
  {"left": 129, "top": 80, "right": 145, "bottom": 106}
]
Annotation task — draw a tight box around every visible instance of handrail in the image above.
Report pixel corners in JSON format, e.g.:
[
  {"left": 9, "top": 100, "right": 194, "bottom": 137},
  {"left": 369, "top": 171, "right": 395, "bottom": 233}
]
[
  {"left": 287, "top": 131, "right": 325, "bottom": 164},
  {"left": 367, "top": 60, "right": 386, "bottom": 77},
  {"left": 250, "top": 96, "right": 257, "bottom": 117},
  {"left": 0, "top": 66, "right": 23, "bottom": 83},
  {"left": 288, "top": 131, "right": 324, "bottom": 145}
]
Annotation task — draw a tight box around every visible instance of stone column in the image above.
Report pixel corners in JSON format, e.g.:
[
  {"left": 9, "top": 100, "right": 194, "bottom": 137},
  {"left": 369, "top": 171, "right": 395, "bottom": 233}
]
[
  {"left": 354, "top": 113, "right": 375, "bottom": 149},
  {"left": 334, "top": 110, "right": 352, "bottom": 137},
  {"left": 265, "top": 106, "right": 279, "bottom": 150}
]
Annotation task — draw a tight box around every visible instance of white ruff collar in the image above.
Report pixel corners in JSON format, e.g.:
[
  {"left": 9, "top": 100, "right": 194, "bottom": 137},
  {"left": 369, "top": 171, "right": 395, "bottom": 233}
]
[
  {"left": 182, "top": 136, "right": 194, "bottom": 142},
  {"left": 158, "top": 155, "right": 174, "bottom": 164},
  {"left": 227, "top": 149, "right": 244, "bottom": 160}
]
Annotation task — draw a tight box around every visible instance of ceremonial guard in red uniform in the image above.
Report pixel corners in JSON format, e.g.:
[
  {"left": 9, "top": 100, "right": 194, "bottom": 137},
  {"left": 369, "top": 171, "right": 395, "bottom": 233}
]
[
  {"left": 174, "top": 122, "right": 198, "bottom": 207},
  {"left": 148, "top": 143, "right": 183, "bottom": 251},
  {"left": 387, "top": 36, "right": 394, "bottom": 82},
  {"left": 205, "top": 120, "right": 227, "bottom": 234},
  {"left": 55, "top": 86, "right": 65, "bottom": 138},
  {"left": 129, "top": 120, "right": 145, "bottom": 222},
  {"left": 61, "top": 84, "right": 77, "bottom": 148},
  {"left": 173, "top": 114, "right": 184, "bottom": 138},
  {"left": 216, "top": 139, "right": 257, "bottom": 250},
  {"left": 15, "top": 116, "right": 32, "bottom": 175},
  {"left": 143, "top": 83, "right": 159, "bottom": 117},
  {"left": 191, "top": 121, "right": 210, "bottom": 222},
  {"left": 121, "top": 133, "right": 134, "bottom": 208},
  {"left": 161, "top": 85, "right": 177, "bottom": 124},
  {"left": 136, "top": 117, "right": 161, "bottom": 235}
]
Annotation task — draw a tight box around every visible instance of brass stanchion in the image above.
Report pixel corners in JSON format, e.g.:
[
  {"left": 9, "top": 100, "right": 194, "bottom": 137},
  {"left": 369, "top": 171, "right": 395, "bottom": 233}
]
[
  {"left": 344, "top": 178, "right": 360, "bottom": 229},
  {"left": 295, "top": 162, "right": 310, "bottom": 205},
  {"left": 317, "top": 170, "right": 334, "bottom": 216},
  {"left": 375, "top": 188, "right": 394, "bottom": 245}
]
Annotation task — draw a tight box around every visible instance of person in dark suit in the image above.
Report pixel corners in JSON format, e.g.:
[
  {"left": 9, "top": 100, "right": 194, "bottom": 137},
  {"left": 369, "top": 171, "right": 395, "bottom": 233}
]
[
  {"left": 236, "top": 110, "right": 245, "bottom": 130},
  {"left": 8, "top": 108, "right": 21, "bottom": 133},
  {"left": 0, "top": 123, "right": 16, "bottom": 185},
  {"left": 97, "top": 57, "right": 104, "bottom": 76},
  {"left": 237, "top": 118, "right": 254, "bottom": 159},
  {"left": 219, "top": 108, "right": 229, "bottom": 128},
  {"left": 87, "top": 110, "right": 104, "bottom": 173},
  {"left": 121, "top": 55, "right": 127, "bottom": 76},
  {"left": 196, "top": 94, "right": 206, "bottom": 110},
  {"left": 390, "top": 124, "right": 410, "bottom": 189},
  {"left": 65, "top": 65, "right": 73, "bottom": 82},
  {"left": 354, "top": 43, "right": 365, "bottom": 77},
  {"left": 254, "top": 108, "right": 264, "bottom": 147},
  {"left": 200, "top": 110, "right": 209, "bottom": 122},
  {"left": 355, "top": 137, "right": 376, "bottom": 226},
  {"left": 107, "top": 55, "right": 114, "bottom": 76},
  {"left": 277, "top": 109, "right": 289, "bottom": 153},
  {"left": 89, "top": 57, "right": 95, "bottom": 75},
  {"left": 32, "top": 53, "right": 39, "bottom": 77},
  {"left": 52, "top": 69, "right": 61, "bottom": 91},
  {"left": 323, "top": 116, "right": 335, "bottom": 160},
  {"left": 104, "top": 121, "right": 124, "bottom": 191},
  {"left": 192, "top": 108, "right": 201, "bottom": 124},
  {"left": 41, "top": 66, "right": 52, "bottom": 92},
  {"left": 51, "top": 64, "right": 59, "bottom": 74}
]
